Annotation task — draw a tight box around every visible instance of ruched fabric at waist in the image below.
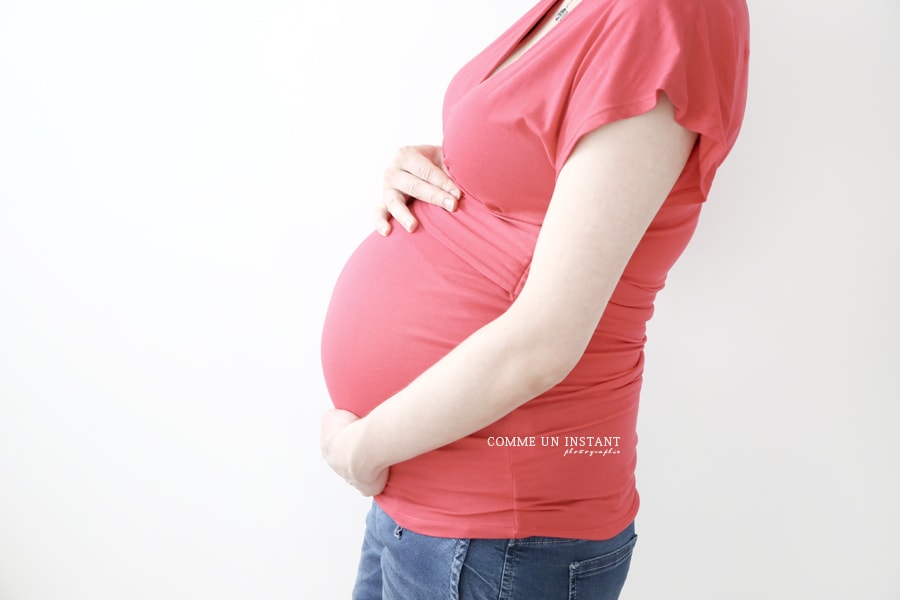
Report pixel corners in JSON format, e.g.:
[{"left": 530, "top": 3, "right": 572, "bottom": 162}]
[{"left": 414, "top": 198, "right": 539, "bottom": 299}]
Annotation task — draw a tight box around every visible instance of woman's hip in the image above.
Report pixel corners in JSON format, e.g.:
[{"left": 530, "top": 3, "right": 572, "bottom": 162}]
[{"left": 352, "top": 501, "right": 637, "bottom": 600}]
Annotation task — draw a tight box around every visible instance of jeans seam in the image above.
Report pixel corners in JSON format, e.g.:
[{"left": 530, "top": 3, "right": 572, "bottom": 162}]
[
  {"left": 570, "top": 534, "right": 638, "bottom": 574},
  {"left": 449, "top": 539, "right": 470, "bottom": 600},
  {"left": 498, "top": 540, "right": 516, "bottom": 600},
  {"left": 567, "top": 534, "right": 638, "bottom": 600}
]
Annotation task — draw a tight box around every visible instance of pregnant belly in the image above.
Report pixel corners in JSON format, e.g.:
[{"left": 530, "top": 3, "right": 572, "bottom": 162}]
[{"left": 320, "top": 206, "right": 523, "bottom": 416}]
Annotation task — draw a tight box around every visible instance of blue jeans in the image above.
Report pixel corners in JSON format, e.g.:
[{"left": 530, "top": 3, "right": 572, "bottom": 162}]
[{"left": 352, "top": 502, "right": 637, "bottom": 600}]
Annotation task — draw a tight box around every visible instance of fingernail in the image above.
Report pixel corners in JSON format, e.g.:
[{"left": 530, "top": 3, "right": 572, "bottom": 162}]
[
  {"left": 403, "top": 219, "right": 415, "bottom": 232},
  {"left": 451, "top": 188, "right": 461, "bottom": 199},
  {"left": 378, "top": 224, "right": 389, "bottom": 236},
  {"left": 443, "top": 197, "right": 456, "bottom": 211}
]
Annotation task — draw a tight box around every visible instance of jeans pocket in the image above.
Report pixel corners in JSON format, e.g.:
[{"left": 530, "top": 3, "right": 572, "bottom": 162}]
[
  {"left": 382, "top": 525, "right": 470, "bottom": 600},
  {"left": 568, "top": 534, "right": 637, "bottom": 600}
]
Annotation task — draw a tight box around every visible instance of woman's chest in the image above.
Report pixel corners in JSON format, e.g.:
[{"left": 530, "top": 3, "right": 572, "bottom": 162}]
[{"left": 439, "top": 1, "right": 603, "bottom": 224}]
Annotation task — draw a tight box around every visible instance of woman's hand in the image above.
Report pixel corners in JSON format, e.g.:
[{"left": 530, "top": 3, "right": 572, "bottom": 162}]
[
  {"left": 320, "top": 409, "right": 389, "bottom": 496},
  {"left": 377, "top": 145, "right": 461, "bottom": 235}
]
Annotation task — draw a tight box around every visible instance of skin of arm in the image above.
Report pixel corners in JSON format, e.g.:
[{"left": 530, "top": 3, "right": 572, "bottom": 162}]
[{"left": 321, "top": 94, "right": 697, "bottom": 495}]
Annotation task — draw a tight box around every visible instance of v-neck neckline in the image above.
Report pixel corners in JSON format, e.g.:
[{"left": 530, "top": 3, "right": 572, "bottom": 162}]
[{"left": 480, "top": 0, "right": 583, "bottom": 85}]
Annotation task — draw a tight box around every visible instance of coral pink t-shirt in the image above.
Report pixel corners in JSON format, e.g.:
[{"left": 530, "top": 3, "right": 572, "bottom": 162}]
[{"left": 321, "top": 0, "right": 749, "bottom": 539}]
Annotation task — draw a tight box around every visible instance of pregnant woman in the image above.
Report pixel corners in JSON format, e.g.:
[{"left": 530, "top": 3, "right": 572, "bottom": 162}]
[{"left": 320, "top": 0, "right": 749, "bottom": 597}]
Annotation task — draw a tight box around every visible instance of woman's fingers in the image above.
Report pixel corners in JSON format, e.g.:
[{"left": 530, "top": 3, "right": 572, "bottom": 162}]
[
  {"left": 319, "top": 409, "right": 359, "bottom": 451},
  {"left": 374, "top": 203, "right": 393, "bottom": 236},
  {"left": 320, "top": 409, "right": 388, "bottom": 496},
  {"left": 376, "top": 187, "right": 418, "bottom": 235},
  {"left": 392, "top": 145, "right": 461, "bottom": 207},
  {"left": 384, "top": 165, "right": 460, "bottom": 212},
  {"left": 376, "top": 145, "right": 461, "bottom": 235}
]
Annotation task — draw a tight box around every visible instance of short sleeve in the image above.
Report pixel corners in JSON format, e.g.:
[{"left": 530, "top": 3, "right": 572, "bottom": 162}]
[{"left": 556, "top": 0, "right": 750, "bottom": 201}]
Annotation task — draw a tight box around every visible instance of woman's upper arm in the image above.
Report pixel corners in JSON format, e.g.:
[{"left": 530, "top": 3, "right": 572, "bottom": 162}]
[{"left": 508, "top": 93, "right": 697, "bottom": 376}]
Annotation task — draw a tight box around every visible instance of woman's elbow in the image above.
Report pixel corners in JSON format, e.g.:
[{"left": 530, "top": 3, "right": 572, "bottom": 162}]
[
  {"left": 516, "top": 334, "right": 586, "bottom": 395},
  {"left": 498, "top": 305, "right": 594, "bottom": 396}
]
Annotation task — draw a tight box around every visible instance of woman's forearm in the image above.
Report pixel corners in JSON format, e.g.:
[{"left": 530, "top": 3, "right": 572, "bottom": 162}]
[{"left": 348, "top": 296, "right": 595, "bottom": 479}]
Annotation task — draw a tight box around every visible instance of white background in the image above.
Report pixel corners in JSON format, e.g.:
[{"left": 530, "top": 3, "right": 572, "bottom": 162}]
[{"left": 1, "top": 1, "right": 898, "bottom": 598}]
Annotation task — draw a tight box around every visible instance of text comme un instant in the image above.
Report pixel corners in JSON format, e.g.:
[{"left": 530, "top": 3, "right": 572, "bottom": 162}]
[{"left": 486, "top": 436, "right": 621, "bottom": 447}]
